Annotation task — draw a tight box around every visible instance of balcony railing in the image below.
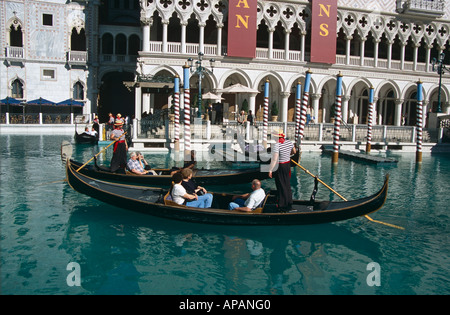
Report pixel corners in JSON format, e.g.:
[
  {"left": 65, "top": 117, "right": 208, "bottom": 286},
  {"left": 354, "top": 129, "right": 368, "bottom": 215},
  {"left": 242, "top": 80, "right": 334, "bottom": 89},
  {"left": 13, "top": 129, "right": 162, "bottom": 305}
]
[
  {"left": 67, "top": 50, "right": 87, "bottom": 64},
  {"left": 5, "top": 46, "right": 24, "bottom": 59},
  {"left": 397, "top": 0, "right": 445, "bottom": 16},
  {"left": 143, "top": 41, "right": 432, "bottom": 73}
]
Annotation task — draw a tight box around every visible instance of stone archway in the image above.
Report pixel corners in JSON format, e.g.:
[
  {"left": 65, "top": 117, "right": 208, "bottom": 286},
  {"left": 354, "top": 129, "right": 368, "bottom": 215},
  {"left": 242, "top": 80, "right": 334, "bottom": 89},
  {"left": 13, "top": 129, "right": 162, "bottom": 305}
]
[{"left": 98, "top": 71, "right": 135, "bottom": 122}]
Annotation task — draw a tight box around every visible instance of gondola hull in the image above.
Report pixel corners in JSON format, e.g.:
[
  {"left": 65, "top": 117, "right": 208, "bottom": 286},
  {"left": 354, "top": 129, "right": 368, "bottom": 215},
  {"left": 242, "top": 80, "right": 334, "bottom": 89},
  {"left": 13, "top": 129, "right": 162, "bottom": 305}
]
[
  {"left": 75, "top": 132, "right": 98, "bottom": 144},
  {"left": 69, "top": 159, "right": 269, "bottom": 186},
  {"left": 66, "top": 162, "right": 389, "bottom": 225}
]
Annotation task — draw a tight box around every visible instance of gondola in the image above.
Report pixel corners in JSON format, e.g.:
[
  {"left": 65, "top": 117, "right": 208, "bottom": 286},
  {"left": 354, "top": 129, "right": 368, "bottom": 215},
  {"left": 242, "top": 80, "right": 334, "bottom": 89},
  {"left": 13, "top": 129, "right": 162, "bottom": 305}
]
[
  {"left": 68, "top": 158, "right": 269, "bottom": 186},
  {"left": 66, "top": 161, "right": 389, "bottom": 225},
  {"left": 75, "top": 131, "right": 98, "bottom": 144}
]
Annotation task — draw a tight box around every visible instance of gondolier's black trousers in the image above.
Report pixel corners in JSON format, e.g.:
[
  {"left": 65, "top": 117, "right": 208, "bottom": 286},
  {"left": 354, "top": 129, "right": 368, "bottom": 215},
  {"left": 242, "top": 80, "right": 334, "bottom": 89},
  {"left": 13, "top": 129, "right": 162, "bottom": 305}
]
[
  {"left": 274, "top": 162, "right": 293, "bottom": 211},
  {"left": 110, "top": 142, "right": 127, "bottom": 173}
]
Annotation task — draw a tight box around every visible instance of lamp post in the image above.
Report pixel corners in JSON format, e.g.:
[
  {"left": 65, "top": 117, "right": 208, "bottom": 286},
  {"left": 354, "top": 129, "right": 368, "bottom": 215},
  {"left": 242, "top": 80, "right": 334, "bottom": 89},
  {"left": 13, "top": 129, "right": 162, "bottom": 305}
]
[
  {"left": 431, "top": 52, "right": 449, "bottom": 113},
  {"left": 187, "top": 52, "right": 215, "bottom": 118}
]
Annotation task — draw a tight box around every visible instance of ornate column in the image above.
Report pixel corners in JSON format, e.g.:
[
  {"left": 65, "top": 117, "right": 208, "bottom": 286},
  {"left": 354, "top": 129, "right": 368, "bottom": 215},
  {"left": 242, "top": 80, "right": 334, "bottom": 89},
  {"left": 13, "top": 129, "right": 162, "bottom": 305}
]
[
  {"left": 311, "top": 93, "right": 321, "bottom": 123},
  {"left": 426, "top": 44, "right": 433, "bottom": 72},
  {"left": 268, "top": 28, "right": 274, "bottom": 59},
  {"left": 395, "top": 99, "right": 404, "bottom": 126},
  {"left": 400, "top": 41, "right": 407, "bottom": 70},
  {"left": 181, "top": 22, "right": 187, "bottom": 54},
  {"left": 199, "top": 22, "right": 205, "bottom": 53},
  {"left": 284, "top": 29, "right": 291, "bottom": 60},
  {"left": 216, "top": 24, "right": 223, "bottom": 56},
  {"left": 300, "top": 31, "right": 306, "bottom": 62},
  {"left": 373, "top": 38, "right": 380, "bottom": 67},
  {"left": 360, "top": 38, "right": 366, "bottom": 66},
  {"left": 162, "top": 20, "right": 169, "bottom": 53},
  {"left": 280, "top": 91, "right": 290, "bottom": 122},
  {"left": 341, "top": 95, "right": 350, "bottom": 123},
  {"left": 345, "top": 35, "right": 352, "bottom": 65},
  {"left": 141, "top": 17, "right": 151, "bottom": 52}
]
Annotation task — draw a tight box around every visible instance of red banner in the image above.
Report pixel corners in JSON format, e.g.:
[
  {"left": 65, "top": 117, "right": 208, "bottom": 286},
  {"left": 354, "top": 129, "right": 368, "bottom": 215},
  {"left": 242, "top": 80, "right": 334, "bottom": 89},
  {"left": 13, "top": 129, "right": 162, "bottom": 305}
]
[
  {"left": 310, "top": 0, "right": 338, "bottom": 64},
  {"left": 227, "top": 0, "right": 257, "bottom": 58}
]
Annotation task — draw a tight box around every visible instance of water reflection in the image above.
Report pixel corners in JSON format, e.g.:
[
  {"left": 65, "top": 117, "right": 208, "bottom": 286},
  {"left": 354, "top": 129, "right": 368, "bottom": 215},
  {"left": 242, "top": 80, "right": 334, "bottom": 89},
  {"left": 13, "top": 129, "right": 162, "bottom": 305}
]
[{"left": 62, "top": 192, "right": 381, "bottom": 295}]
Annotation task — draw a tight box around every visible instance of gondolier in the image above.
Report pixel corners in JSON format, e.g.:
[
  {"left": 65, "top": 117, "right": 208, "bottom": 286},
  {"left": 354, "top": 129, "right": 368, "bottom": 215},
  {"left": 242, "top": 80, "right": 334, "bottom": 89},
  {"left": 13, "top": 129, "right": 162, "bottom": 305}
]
[
  {"left": 268, "top": 130, "right": 296, "bottom": 212},
  {"left": 110, "top": 119, "right": 128, "bottom": 173}
]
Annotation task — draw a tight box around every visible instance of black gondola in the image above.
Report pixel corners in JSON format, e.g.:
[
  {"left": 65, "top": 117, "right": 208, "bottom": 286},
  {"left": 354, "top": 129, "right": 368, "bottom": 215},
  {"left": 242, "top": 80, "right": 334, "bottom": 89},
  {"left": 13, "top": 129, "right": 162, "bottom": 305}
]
[
  {"left": 68, "top": 158, "right": 269, "bottom": 186},
  {"left": 66, "top": 161, "right": 389, "bottom": 225},
  {"left": 75, "top": 131, "right": 98, "bottom": 144}
]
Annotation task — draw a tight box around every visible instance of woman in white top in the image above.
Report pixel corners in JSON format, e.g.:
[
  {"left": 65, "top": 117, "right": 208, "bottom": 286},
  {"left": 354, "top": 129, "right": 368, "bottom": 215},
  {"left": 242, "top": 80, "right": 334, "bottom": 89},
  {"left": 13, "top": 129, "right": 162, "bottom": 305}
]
[{"left": 171, "top": 173, "right": 211, "bottom": 208}]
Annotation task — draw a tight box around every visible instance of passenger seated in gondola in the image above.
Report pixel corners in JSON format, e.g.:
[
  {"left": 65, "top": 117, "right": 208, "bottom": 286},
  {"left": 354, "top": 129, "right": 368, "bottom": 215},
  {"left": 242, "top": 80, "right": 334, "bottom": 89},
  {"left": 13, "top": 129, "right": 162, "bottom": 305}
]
[
  {"left": 89, "top": 126, "right": 98, "bottom": 137},
  {"left": 180, "top": 168, "right": 213, "bottom": 208},
  {"left": 171, "top": 173, "right": 211, "bottom": 208},
  {"left": 82, "top": 127, "right": 92, "bottom": 136},
  {"left": 127, "top": 152, "right": 157, "bottom": 175},
  {"left": 170, "top": 150, "right": 197, "bottom": 176},
  {"left": 136, "top": 152, "right": 153, "bottom": 171},
  {"left": 228, "top": 179, "right": 266, "bottom": 212}
]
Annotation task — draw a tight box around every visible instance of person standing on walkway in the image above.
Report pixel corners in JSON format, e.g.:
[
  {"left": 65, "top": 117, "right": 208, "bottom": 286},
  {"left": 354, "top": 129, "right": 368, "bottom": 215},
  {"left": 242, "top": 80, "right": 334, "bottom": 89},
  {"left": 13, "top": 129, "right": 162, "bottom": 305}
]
[
  {"left": 110, "top": 119, "right": 128, "bottom": 173},
  {"left": 268, "top": 130, "right": 296, "bottom": 212}
]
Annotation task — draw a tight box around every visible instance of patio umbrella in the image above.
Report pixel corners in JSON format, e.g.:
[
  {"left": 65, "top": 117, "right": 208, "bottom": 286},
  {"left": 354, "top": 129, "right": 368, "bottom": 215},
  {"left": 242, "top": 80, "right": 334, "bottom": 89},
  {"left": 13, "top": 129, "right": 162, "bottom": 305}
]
[
  {"left": 0, "top": 97, "right": 22, "bottom": 105},
  {"left": 201, "top": 92, "right": 224, "bottom": 100},
  {"left": 218, "top": 83, "right": 260, "bottom": 94},
  {"left": 57, "top": 98, "right": 84, "bottom": 106},
  {"left": 26, "top": 97, "right": 56, "bottom": 106}
]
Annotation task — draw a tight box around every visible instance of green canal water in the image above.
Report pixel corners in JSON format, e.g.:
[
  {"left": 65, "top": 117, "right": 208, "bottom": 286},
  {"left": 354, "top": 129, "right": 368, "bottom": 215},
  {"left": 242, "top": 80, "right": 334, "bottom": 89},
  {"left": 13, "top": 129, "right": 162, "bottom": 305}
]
[{"left": 1, "top": 135, "right": 449, "bottom": 295}]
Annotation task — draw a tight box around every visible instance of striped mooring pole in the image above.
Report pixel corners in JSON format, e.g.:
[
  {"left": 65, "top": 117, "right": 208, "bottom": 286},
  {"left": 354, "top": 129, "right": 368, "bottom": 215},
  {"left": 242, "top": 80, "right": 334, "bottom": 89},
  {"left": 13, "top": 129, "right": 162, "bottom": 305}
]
[
  {"left": 174, "top": 75, "right": 180, "bottom": 152},
  {"left": 297, "top": 70, "right": 312, "bottom": 148},
  {"left": 366, "top": 86, "right": 374, "bottom": 153},
  {"left": 332, "top": 72, "right": 343, "bottom": 164},
  {"left": 183, "top": 63, "right": 191, "bottom": 155},
  {"left": 416, "top": 80, "right": 423, "bottom": 163},
  {"left": 263, "top": 79, "right": 270, "bottom": 149},
  {"left": 294, "top": 81, "right": 302, "bottom": 145}
]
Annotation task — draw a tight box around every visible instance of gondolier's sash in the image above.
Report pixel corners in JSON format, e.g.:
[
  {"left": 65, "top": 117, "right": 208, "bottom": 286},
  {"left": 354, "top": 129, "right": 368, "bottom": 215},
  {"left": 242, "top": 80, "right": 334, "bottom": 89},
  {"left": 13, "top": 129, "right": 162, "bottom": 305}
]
[{"left": 114, "top": 140, "right": 125, "bottom": 152}]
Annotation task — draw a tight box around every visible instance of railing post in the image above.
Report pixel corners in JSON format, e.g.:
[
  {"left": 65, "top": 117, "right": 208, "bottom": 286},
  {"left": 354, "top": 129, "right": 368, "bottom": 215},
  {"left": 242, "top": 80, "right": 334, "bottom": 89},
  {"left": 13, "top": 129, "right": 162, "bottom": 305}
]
[
  {"left": 133, "top": 118, "right": 138, "bottom": 139},
  {"left": 318, "top": 123, "right": 323, "bottom": 142},
  {"left": 206, "top": 120, "right": 211, "bottom": 140}
]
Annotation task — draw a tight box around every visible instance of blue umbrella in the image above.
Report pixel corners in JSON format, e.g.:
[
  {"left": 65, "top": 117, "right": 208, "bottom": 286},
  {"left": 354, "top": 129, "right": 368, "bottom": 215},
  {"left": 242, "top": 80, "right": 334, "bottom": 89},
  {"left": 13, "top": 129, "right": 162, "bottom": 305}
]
[
  {"left": 0, "top": 97, "right": 22, "bottom": 105},
  {"left": 26, "top": 97, "right": 55, "bottom": 106},
  {"left": 57, "top": 98, "right": 84, "bottom": 106}
]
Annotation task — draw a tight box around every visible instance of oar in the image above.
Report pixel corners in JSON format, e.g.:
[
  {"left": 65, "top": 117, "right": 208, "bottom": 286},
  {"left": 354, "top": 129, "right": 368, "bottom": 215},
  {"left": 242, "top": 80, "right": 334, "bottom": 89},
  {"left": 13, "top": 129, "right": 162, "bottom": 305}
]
[
  {"left": 76, "top": 132, "right": 127, "bottom": 172},
  {"left": 290, "top": 159, "right": 404, "bottom": 230}
]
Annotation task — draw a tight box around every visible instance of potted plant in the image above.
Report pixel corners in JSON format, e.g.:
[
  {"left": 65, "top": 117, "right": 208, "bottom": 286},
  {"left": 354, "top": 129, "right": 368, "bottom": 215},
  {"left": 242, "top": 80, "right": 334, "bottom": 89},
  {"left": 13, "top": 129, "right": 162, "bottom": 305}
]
[
  {"left": 168, "top": 96, "right": 175, "bottom": 122},
  {"left": 241, "top": 99, "right": 249, "bottom": 113},
  {"left": 330, "top": 103, "right": 336, "bottom": 123},
  {"left": 271, "top": 101, "right": 278, "bottom": 121}
]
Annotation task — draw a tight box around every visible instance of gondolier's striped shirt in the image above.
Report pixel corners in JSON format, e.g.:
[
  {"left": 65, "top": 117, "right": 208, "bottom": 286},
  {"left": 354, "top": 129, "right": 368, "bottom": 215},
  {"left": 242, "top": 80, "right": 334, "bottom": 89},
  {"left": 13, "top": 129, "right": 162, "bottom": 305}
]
[{"left": 273, "top": 140, "right": 294, "bottom": 163}]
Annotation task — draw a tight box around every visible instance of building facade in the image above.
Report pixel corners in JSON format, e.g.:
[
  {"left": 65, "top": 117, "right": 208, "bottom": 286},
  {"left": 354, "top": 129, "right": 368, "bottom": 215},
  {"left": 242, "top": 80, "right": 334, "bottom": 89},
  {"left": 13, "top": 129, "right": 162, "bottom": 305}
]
[{"left": 1, "top": 0, "right": 450, "bottom": 128}]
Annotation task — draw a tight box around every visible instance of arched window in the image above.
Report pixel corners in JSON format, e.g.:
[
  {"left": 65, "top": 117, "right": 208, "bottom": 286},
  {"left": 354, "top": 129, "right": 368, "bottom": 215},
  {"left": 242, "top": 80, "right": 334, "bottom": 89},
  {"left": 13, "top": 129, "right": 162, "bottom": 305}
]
[
  {"left": 73, "top": 82, "right": 84, "bottom": 100},
  {"left": 71, "top": 28, "right": 86, "bottom": 51},
  {"left": 128, "top": 34, "right": 141, "bottom": 56},
  {"left": 115, "top": 34, "right": 127, "bottom": 55},
  {"left": 11, "top": 79, "right": 24, "bottom": 99},
  {"left": 10, "top": 24, "right": 23, "bottom": 47},
  {"left": 102, "top": 33, "right": 114, "bottom": 54}
]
